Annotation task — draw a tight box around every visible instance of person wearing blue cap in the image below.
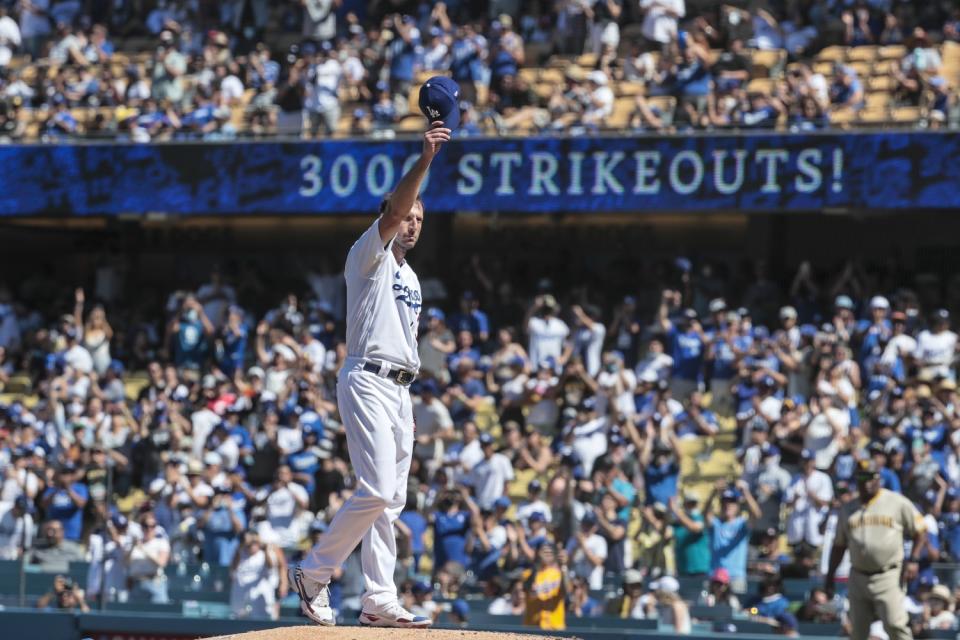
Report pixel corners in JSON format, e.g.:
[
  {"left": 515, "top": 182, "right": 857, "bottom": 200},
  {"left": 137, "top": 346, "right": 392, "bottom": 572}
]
[
  {"left": 291, "top": 116, "right": 450, "bottom": 629},
  {"left": 657, "top": 288, "right": 706, "bottom": 402},
  {"left": 516, "top": 478, "right": 552, "bottom": 531},
  {"left": 705, "top": 479, "right": 761, "bottom": 594}
]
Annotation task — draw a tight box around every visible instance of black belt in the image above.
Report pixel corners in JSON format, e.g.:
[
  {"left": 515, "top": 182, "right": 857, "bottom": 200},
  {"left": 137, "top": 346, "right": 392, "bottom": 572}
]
[
  {"left": 854, "top": 564, "right": 900, "bottom": 576},
  {"left": 363, "top": 361, "right": 417, "bottom": 386}
]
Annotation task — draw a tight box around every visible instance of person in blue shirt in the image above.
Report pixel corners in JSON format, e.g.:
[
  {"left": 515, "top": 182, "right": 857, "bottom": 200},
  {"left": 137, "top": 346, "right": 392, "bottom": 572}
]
[
  {"left": 217, "top": 305, "right": 247, "bottom": 377},
  {"left": 488, "top": 16, "right": 524, "bottom": 94},
  {"left": 167, "top": 295, "right": 214, "bottom": 370},
  {"left": 286, "top": 424, "right": 323, "bottom": 496},
  {"left": 674, "top": 391, "right": 720, "bottom": 438},
  {"left": 447, "top": 330, "right": 481, "bottom": 376},
  {"left": 704, "top": 480, "right": 761, "bottom": 594},
  {"left": 432, "top": 488, "right": 472, "bottom": 570},
  {"left": 199, "top": 487, "right": 246, "bottom": 566},
  {"left": 41, "top": 465, "right": 89, "bottom": 541},
  {"left": 398, "top": 497, "right": 428, "bottom": 574},
  {"left": 829, "top": 64, "right": 864, "bottom": 109},
  {"left": 868, "top": 442, "right": 902, "bottom": 493},
  {"left": 750, "top": 575, "right": 790, "bottom": 621},
  {"left": 657, "top": 290, "right": 707, "bottom": 402},
  {"left": 641, "top": 437, "right": 680, "bottom": 507},
  {"left": 387, "top": 15, "right": 421, "bottom": 103},
  {"left": 448, "top": 24, "right": 484, "bottom": 104},
  {"left": 448, "top": 291, "right": 490, "bottom": 345},
  {"left": 936, "top": 487, "right": 960, "bottom": 561}
]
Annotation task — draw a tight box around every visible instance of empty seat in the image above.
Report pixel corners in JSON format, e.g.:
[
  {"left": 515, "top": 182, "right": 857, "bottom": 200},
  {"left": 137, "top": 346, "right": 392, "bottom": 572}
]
[
  {"left": 847, "top": 46, "right": 878, "bottom": 62},
  {"left": 878, "top": 45, "right": 907, "bottom": 60},
  {"left": 817, "top": 45, "right": 848, "bottom": 63}
]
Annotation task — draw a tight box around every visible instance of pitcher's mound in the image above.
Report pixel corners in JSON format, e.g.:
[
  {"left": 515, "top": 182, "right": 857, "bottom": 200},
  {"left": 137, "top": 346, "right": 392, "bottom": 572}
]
[{"left": 207, "top": 626, "right": 554, "bottom": 640}]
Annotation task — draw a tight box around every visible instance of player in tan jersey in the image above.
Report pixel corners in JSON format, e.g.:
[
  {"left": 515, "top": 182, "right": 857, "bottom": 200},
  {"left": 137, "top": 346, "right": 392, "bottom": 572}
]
[{"left": 825, "top": 459, "right": 926, "bottom": 640}]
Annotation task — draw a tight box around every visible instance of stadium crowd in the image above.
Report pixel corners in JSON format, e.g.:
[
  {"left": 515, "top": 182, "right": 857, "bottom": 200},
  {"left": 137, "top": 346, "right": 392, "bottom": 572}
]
[
  {"left": 0, "top": 1, "right": 954, "bottom": 140},
  {"left": 3, "top": 254, "right": 960, "bottom": 636}
]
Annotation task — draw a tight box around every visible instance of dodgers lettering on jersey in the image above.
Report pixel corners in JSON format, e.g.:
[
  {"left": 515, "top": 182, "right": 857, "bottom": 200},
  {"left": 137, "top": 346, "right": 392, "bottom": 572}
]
[{"left": 345, "top": 219, "right": 422, "bottom": 370}]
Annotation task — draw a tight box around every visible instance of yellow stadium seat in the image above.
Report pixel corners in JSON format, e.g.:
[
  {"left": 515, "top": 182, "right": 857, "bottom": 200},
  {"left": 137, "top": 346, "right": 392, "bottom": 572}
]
[
  {"left": 847, "top": 46, "right": 878, "bottom": 62},
  {"left": 576, "top": 52, "right": 598, "bottom": 68},
  {"left": 818, "top": 45, "right": 848, "bottom": 63},
  {"left": 518, "top": 68, "right": 540, "bottom": 84},
  {"left": 813, "top": 61, "right": 835, "bottom": 77},
  {"left": 539, "top": 68, "right": 565, "bottom": 85},
  {"left": 4, "top": 374, "right": 32, "bottom": 394},
  {"left": 890, "top": 106, "right": 920, "bottom": 122},
  {"left": 532, "top": 82, "right": 554, "bottom": 99},
  {"left": 617, "top": 81, "right": 646, "bottom": 97},
  {"left": 878, "top": 45, "right": 907, "bottom": 60},
  {"left": 608, "top": 96, "right": 636, "bottom": 128},
  {"left": 829, "top": 107, "right": 857, "bottom": 126},
  {"left": 848, "top": 61, "right": 872, "bottom": 77},
  {"left": 856, "top": 107, "right": 887, "bottom": 126},
  {"left": 747, "top": 77, "right": 775, "bottom": 95},
  {"left": 750, "top": 49, "right": 785, "bottom": 77},
  {"left": 865, "top": 91, "right": 890, "bottom": 109},
  {"left": 407, "top": 85, "right": 422, "bottom": 114},
  {"left": 397, "top": 114, "right": 425, "bottom": 131},
  {"left": 868, "top": 75, "right": 895, "bottom": 91}
]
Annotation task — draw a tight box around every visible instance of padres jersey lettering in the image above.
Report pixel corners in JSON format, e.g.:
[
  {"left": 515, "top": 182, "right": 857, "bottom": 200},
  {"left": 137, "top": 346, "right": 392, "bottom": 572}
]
[
  {"left": 344, "top": 219, "right": 422, "bottom": 370},
  {"left": 836, "top": 489, "right": 924, "bottom": 573}
]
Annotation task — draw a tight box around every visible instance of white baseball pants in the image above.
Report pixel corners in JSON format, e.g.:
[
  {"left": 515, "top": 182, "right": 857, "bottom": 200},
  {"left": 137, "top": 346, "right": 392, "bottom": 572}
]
[{"left": 300, "top": 357, "right": 414, "bottom": 611}]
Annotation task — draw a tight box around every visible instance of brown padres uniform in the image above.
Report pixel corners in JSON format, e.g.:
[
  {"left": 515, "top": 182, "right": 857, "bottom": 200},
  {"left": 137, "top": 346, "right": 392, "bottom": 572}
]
[{"left": 835, "top": 488, "right": 925, "bottom": 640}]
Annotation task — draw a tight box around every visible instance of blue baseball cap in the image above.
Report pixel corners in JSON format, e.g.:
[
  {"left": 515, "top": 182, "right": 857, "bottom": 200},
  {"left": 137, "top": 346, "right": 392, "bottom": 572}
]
[
  {"left": 479, "top": 432, "right": 494, "bottom": 446},
  {"left": 529, "top": 511, "right": 546, "bottom": 523},
  {"left": 426, "top": 307, "right": 445, "bottom": 321},
  {"left": 720, "top": 488, "right": 741, "bottom": 502},
  {"left": 419, "top": 76, "right": 461, "bottom": 129},
  {"left": 494, "top": 496, "right": 511, "bottom": 510}
]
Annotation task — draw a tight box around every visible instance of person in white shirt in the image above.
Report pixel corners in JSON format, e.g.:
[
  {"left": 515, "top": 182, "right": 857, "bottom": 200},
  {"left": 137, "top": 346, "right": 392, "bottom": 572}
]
[
  {"left": 640, "top": 0, "right": 685, "bottom": 46},
  {"left": 412, "top": 380, "right": 454, "bottom": 471},
  {"left": 466, "top": 434, "right": 515, "bottom": 510},
  {"left": 302, "top": 43, "right": 342, "bottom": 138},
  {"left": 915, "top": 309, "right": 958, "bottom": 380},
  {"left": 595, "top": 352, "right": 636, "bottom": 417},
  {"left": 0, "top": 497, "right": 32, "bottom": 560},
  {"left": 515, "top": 479, "right": 552, "bottom": 531},
  {"left": 571, "top": 304, "right": 606, "bottom": 377},
  {"left": 526, "top": 295, "right": 570, "bottom": 369},
  {"left": 565, "top": 511, "right": 607, "bottom": 590},
  {"left": 803, "top": 395, "right": 850, "bottom": 470},
  {"left": 86, "top": 513, "right": 137, "bottom": 601},
  {"left": 0, "top": 6, "right": 21, "bottom": 67},
  {"left": 258, "top": 466, "right": 309, "bottom": 549},
  {"left": 635, "top": 336, "right": 673, "bottom": 382},
  {"left": 293, "top": 122, "right": 450, "bottom": 628},
  {"left": 785, "top": 449, "right": 834, "bottom": 548},
  {"left": 230, "top": 531, "right": 283, "bottom": 620},
  {"left": 583, "top": 70, "right": 615, "bottom": 127},
  {"left": 126, "top": 514, "right": 171, "bottom": 604}
]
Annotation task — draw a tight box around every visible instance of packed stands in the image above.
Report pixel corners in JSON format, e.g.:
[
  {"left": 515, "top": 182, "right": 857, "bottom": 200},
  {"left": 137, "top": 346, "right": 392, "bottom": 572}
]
[{"left": 0, "top": 1, "right": 957, "bottom": 141}]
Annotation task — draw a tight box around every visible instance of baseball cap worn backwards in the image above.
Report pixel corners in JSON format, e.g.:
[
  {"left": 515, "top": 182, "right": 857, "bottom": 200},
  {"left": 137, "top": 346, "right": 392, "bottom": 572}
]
[{"left": 419, "top": 76, "right": 461, "bottom": 129}]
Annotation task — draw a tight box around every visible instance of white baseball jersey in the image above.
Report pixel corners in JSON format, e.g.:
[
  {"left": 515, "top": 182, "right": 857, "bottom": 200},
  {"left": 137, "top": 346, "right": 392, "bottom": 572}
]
[{"left": 345, "top": 219, "right": 422, "bottom": 370}]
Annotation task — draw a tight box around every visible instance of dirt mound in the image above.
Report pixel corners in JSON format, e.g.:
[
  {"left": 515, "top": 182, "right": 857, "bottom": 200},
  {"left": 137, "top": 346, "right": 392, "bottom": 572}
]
[{"left": 207, "top": 626, "right": 555, "bottom": 640}]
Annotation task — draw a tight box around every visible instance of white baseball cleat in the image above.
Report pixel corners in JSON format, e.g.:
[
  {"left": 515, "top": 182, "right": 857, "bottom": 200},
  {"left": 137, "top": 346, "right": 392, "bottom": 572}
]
[
  {"left": 290, "top": 566, "right": 335, "bottom": 626},
  {"left": 358, "top": 602, "right": 433, "bottom": 628}
]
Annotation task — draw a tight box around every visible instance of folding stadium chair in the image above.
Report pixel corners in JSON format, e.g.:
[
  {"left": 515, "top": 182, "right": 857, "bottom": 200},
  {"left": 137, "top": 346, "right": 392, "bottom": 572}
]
[
  {"left": 890, "top": 106, "right": 921, "bottom": 123},
  {"left": 750, "top": 49, "right": 786, "bottom": 78},
  {"left": 847, "top": 46, "right": 878, "bottom": 62},
  {"left": 576, "top": 52, "right": 598, "bottom": 68},
  {"left": 746, "top": 77, "right": 775, "bottom": 95},
  {"left": 829, "top": 107, "right": 858, "bottom": 127},
  {"left": 817, "top": 45, "right": 848, "bottom": 63},
  {"left": 868, "top": 75, "right": 896, "bottom": 92},
  {"left": 616, "top": 81, "right": 646, "bottom": 97},
  {"left": 848, "top": 61, "right": 872, "bottom": 77},
  {"left": 856, "top": 107, "right": 888, "bottom": 127},
  {"left": 865, "top": 92, "right": 890, "bottom": 110},
  {"left": 878, "top": 45, "right": 907, "bottom": 60}
]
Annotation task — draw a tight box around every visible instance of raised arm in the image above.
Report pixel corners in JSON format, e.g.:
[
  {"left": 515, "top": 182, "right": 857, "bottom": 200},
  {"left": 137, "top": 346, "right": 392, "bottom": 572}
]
[{"left": 379, "top": 122, "right": 450, "bottom": 244}]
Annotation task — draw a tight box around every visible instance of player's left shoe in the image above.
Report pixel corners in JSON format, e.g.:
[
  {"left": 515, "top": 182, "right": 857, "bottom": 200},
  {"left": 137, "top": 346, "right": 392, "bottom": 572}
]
[{"left": 358, "top": 602, "right": 433, "bottom": 628}]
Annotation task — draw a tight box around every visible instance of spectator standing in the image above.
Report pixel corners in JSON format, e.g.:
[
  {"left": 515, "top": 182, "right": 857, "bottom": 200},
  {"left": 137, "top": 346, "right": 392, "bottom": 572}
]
[
  {"left": 302, "top": 42, "right": 342, "bottom": 138},
  {"left": 704, "top": 480, "right": 761, "bottom": 593},
  {"left": 303, "top": 0, "right": 340, "bottom": 44},
  {"left": 785, "top": 449, "right": 834, "bottom": 549},
  {"left": 640, "top": 0, "right": 685, "bottom": 49},
  {"left": 466, "top": 433, "right": 514, "bottom": 510},
  {"left": 522, "top": 542, "right": 567, "bottom": 630},
  {"left": 230, "top": 531, "right": 285, "bottom": 620},
  {"left": 587, "top": 0, "right": 622, "bottom": 56},
  {"left": 126, "top": 514, "right": 171, "bottom": 603},
  {"left": 42, "top": 464, "right": 88, "bottom": 542},
  {"left": 151, "top": 30, "right": 188, "bottom": 106},
  {"left": 669, "top": 492, "right": 710, "bottom": 577},
  {"left": 565, "top": 510, "right": 607, "bottom": 590},
  {"left": 526, "top": 295, "right": 570, "bottom": 370},
  {"left": 19, "top": 0, "right": 51, "bottom": 59},
  {"left": 0, "top": 495, "right": 33, "bottom": 560}
]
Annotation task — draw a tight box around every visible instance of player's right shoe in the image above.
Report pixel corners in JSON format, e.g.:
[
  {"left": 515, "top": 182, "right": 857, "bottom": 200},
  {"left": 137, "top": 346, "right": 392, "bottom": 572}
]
[
  {"left": 290, "top": 565, "right": 335, "bottom": 626},
  {"left": 358, "top": 602, "right": 433, "bottom": 628}
]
